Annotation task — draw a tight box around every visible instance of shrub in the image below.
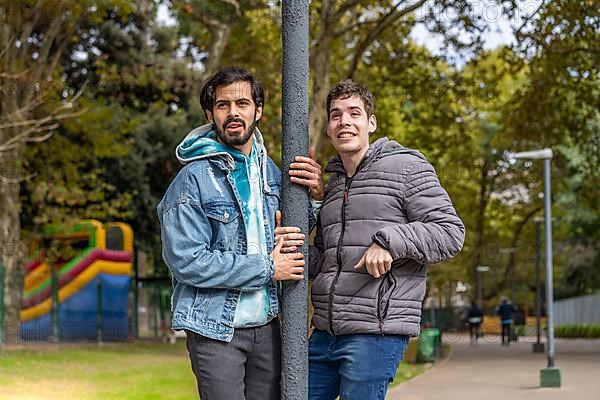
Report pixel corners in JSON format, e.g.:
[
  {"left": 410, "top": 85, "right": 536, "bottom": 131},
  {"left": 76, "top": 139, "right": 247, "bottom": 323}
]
[
  {"left": 514, "top": 325, "right": 526, "bottom": 337},
  {"left": 554, "top": 324, "right": 600, "bottom": 338}
]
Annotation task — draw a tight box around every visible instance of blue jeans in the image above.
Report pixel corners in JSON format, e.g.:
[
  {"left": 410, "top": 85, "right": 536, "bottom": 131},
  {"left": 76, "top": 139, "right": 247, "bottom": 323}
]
[{"left": 308, "top": 330, "right": 409, "bottom": 400}]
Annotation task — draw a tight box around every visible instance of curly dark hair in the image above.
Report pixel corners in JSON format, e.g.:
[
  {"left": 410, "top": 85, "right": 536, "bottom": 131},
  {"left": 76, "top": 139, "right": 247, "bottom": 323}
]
[
  {"left": 326, "top": 79, "right": 375, "bottom": 118},
  {"left": 199, "top": 66, "right": 264, "bottom": 115}
]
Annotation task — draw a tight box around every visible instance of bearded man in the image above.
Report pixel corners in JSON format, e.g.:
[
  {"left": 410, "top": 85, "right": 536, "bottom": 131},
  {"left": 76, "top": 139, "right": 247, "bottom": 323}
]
[{"left": 158, "top": 66, "right": 323, "bottom": 400}]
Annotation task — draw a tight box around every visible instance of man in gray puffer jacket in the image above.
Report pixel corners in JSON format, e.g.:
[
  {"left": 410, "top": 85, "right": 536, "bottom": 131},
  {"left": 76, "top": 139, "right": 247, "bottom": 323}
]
[{"left": 308, "top": 80, "right": 465, "bottom": 400}]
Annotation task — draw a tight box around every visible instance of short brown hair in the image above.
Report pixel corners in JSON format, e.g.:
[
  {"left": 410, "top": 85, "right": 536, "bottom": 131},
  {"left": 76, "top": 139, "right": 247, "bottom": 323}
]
[
  {"left": 199, "top": 66, "right": 264, "bottom": 113},
  {"left": 326, "top": 79, "right": 375, "bottom": 118}
]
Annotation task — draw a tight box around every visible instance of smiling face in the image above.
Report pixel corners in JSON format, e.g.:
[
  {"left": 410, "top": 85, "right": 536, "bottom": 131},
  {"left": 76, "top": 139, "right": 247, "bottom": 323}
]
[
  {"left": 205, "top": 80, "right": 262, "bottom": 154},
  {"left": 326, "top": 95, "right": 377, "bottom": 157}
]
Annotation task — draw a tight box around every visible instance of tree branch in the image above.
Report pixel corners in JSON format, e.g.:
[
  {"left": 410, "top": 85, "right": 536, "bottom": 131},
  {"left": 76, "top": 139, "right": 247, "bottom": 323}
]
[
  {"left": 0, "top": 70, "right": 30, "bottom": 80},
  {"left": 0, "top": 81, "right": 88, "bottom": 152},
  {"left": 332, "top": 0, "right": 363, "bottom": 21},
  {"left": 0, "top": 79, "right": 87, "bottom": 130},
  {"left": 0, "top": 33, "right": 16, "bottom": 60},
  {"left": 1, "top": 87, "right": 51, "bottom": 122},
  {"left": 546, "top": 45, "right": 600, "bottom": 55},
  {"left": 219, "top": 0, "right": 241, "bottom": 17},
  {"left": 502, "top": 205, "right": 543, "bottom": 283},
  {"left": 346, "top": 0, "right": 427, "bottom": 79},
  {"left": 180, "top": 0, "right": 239, "bottom": 78},
  {"left": 0, "top": 171, "right": 37, "bottom": 184},
  {"left": 23, "top": 2, "right": 66, "bottom": 106},
  {"left": 0, "top": 111, "right": 80, "bottom": 152},
  {"left": 514, "top": 0, "right": 548, "bottom": 41},
  {"left": 334, "top": 19, "right": 377, "bottom": 38},
  {"left": 310, "top": 0, "right": 337, "bottom": 66}
]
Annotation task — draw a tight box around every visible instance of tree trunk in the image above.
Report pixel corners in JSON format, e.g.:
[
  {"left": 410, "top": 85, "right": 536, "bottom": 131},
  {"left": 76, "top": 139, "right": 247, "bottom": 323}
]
[
  {"left": 308, "top": 0, "right": 336, "bottom": 154},
  {"left": 0, "top": 145, "right": 24, "bottom": 344},
  {"left": 309, "top": 33, "right": 332, "bottom": 154},
  {"left": 203, "top": 22, "right": 231, "bottom": 80},
  {"left": 503, "top": 206, "right": 542, "bottom": 291}
]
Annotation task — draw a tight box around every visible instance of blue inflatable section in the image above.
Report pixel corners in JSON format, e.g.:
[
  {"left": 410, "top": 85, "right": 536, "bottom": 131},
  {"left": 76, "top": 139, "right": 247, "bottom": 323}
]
[{"left": 20, "top": 273, "right": 131, "bottom": 342}]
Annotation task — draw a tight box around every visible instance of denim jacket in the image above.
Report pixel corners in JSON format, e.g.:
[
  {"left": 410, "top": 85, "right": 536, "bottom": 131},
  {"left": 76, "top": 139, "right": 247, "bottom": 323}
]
[{"left": 158, "top": 124, "right": 316, "bottom": 342}]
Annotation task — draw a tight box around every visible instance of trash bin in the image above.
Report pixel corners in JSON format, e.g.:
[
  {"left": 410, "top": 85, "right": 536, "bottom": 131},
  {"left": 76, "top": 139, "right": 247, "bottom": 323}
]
[{"left": 418, "top": 328, "right": 440, "bottom": 362}]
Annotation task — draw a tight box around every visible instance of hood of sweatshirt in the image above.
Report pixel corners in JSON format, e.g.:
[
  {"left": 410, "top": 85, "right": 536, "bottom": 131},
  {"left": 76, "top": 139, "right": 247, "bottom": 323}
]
[{"left": 175, "top": 122, "right": 273, "bottom": 191}]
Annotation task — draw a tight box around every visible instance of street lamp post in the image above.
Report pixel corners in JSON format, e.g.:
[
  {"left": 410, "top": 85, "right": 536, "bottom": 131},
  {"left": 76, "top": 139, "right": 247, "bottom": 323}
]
[
  {"left": 281, "top": 1, "right": 310, "bottom": 399},
  {"left": 533, "top": 216, "right": 545, "bottom": 353},
  {"left": 511, "top": 148, "right": 560, "bottom": 387},
  {"left": 475, "top": 265, "right": 490, "bottom": 310}
]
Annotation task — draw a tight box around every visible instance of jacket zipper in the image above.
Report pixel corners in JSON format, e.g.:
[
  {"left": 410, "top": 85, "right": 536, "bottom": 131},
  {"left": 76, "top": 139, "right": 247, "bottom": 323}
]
[
  {"left": 377, "top": 282, "right": 385, "bottom": 335},
  {"left": 327, "top": 159, "right": 368, "bottom": 335},
  {"left": 328, "top": 177, "right": 352, "bottom": 335}
]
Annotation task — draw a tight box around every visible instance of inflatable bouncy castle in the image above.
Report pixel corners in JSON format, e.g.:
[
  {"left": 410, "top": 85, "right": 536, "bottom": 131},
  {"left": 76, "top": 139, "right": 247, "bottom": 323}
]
[{"left": 20, "top": 220, "right": 133, "bottom": 341}]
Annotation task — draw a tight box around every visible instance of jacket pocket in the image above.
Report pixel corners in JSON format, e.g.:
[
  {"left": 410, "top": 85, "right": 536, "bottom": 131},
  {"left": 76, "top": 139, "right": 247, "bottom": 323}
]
[
  {"left": 377, "top": 272, "right": 397, "bottom": 322},
  {"left": 205, "top": 202, "right": 240, "bottom": 223},
  {"left": 204, "top": 202, "right": 241, "bottom": 250},
  {"left": 188, "top": 287, "right": 213, "bottom": 320}
]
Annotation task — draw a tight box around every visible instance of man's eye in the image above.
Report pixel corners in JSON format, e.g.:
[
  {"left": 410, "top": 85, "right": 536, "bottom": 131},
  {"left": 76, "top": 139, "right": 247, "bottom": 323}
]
[
  {"left": 216, "top": 103, "right": 228, "bottom": 109},
  {"left": 351, "top": 112, "right": 360, "bottom": 117}
]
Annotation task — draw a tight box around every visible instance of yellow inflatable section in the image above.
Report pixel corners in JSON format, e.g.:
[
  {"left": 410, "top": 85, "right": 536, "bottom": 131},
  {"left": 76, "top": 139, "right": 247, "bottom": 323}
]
[{"left": 20, "top": 259, "right": 131, "bottom": 322}]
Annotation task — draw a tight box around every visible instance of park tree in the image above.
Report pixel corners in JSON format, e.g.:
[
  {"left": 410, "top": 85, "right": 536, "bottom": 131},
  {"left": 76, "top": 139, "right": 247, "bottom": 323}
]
[
  {"left": 21, "top": 2, "right": 205, "bottom": 277},
  {"left": 171, "top": 0, "right": 243, "bottom": 79},
  {"left": 0, "top": 0, "right": 138, "bottom": 344},
  {"left": 503, "top": 0, "right": 599, "bottom": 300},
  {"left": 306, "top": 0, "right": 507, "bottom": 152}
]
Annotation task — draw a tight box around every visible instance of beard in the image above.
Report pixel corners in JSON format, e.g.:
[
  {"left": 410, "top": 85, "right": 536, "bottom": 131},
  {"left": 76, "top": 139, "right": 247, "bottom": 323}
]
[{"left": 215, "top": 116, "right": 258, "bottom": 147}]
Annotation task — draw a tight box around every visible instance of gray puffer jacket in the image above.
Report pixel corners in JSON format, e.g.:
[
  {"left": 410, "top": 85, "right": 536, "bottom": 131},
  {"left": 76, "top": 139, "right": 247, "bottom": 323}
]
[{"left": 310, "top": 138, "right": 465, "bottom": 337}]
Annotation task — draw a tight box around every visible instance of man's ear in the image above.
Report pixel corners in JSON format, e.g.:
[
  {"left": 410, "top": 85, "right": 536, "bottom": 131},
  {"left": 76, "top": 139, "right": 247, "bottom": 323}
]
[
  {"left": 205, "top": 110, "right": 214, "bottom": 122},
  {"left": 255, "top": 105, "right": 263, "bottom": 121},
  {"left": 368, "top": 114, "right": 377, "bottom": 134}
]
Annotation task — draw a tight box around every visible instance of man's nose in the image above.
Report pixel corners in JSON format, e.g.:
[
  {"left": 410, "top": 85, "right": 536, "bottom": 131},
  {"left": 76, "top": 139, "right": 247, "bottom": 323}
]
[
  {"left": 228, "top": 102, "right": 240, "bottom": 117},
  {"left": 338, "top": 112, "right": 350, "bottom": 126}
]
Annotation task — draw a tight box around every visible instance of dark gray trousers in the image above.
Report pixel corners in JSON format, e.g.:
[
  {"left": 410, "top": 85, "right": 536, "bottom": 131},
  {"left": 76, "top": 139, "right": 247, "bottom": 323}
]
[{"left": 185, "top": 319, "right": 281, "bottom": 400}]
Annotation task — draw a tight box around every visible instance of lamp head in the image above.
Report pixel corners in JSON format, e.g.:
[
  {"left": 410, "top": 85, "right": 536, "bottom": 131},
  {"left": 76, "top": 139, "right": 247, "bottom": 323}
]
[{"left": 510, "top": 148, "right": 553, "bottom": 160}]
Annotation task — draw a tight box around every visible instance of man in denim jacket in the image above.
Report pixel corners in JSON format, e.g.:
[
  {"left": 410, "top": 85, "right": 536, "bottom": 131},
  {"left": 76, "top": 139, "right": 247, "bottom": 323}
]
[{"left": 157, "top": 66, "right": 323, "bottom": 400}]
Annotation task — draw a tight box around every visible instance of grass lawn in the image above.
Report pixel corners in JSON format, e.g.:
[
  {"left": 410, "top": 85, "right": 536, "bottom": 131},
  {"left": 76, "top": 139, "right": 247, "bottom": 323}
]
[
  {"left": 1, "top": 340, "right": 430, "bottom": 399},
  {"left": 390, "top": 361, "right": 427, "bottom": 388},
  {"left": 0, "top": 341, "right": 197, "bottom": 400}
]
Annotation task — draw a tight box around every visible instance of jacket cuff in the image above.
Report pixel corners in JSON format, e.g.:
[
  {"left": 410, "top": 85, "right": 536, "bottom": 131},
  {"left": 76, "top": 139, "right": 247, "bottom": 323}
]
[
  {"left": 309, "top": 198, "right": 324, "bottom": 209},
  {"left": 264, "top": 254, "right": 275, "bottom": 282},
  {"left": 372, "top": 229, "right": 406, "bottom": 260},
  {"left": 308, "top": 200, "right": 321, "bottom": 232},
  {"left": 372, "top": 231, "right": 390, "bottom": 250}
]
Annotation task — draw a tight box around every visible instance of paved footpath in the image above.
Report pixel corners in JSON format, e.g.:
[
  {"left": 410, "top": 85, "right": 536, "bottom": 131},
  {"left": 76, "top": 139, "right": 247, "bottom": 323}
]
[{"left": 387, "top": 332, "right": 600, "bottom": 400}]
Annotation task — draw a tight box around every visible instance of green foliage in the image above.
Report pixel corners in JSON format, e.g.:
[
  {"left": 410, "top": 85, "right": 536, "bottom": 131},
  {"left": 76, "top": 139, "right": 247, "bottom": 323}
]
[
  {"left": 20, "top": 2, "right": 204, "bottom": 274},
  {"left": 554, "top": 324, "right": 600, "bottom": 339},
  {"left": 390, "top": 361, "right": 426, "bottom": 388},
  {"left": 11, "top": 0, "right": 598, "bottom": 296},
  {"left": 501, "top": 0, "right": 600, "bottom": 301},
  {"left": 514, "top": 325, "right": 526, "bottom": 337}
]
